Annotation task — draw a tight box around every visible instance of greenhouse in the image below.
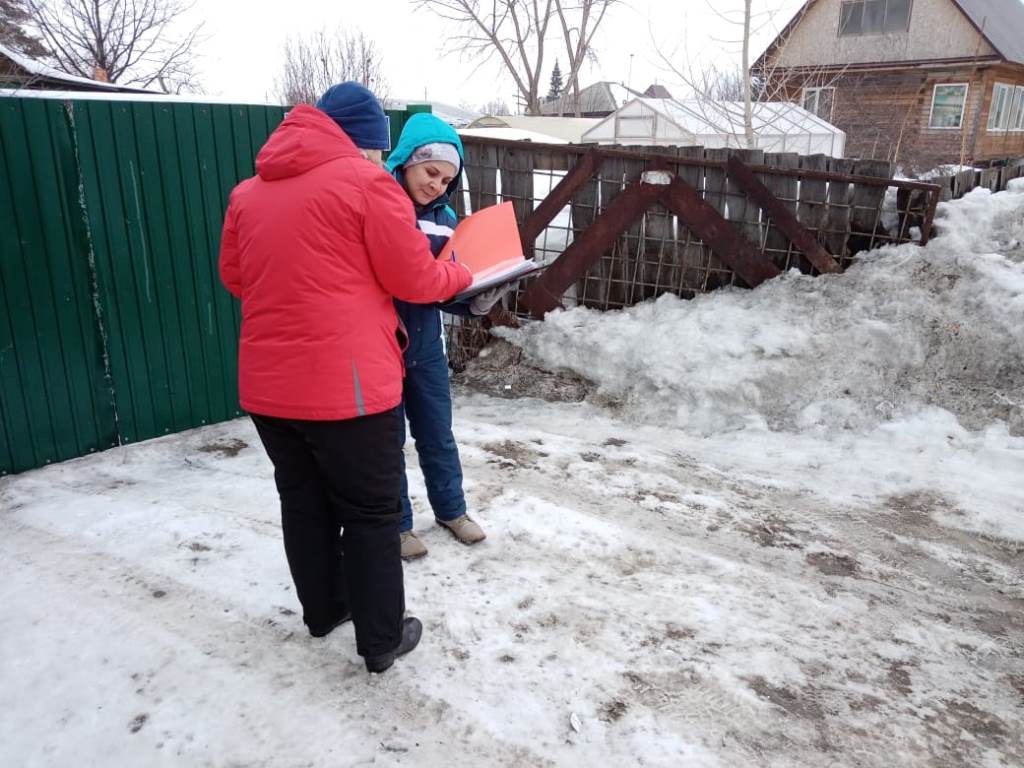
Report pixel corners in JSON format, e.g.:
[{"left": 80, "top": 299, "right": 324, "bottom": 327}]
[{"left": 581, "top": 97, "right": 847, "bottom": 157}]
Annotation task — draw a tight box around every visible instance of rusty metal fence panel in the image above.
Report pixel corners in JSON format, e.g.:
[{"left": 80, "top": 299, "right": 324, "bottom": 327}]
[{"left": 446, "top": 137, "right": 943, "bottom": 370}]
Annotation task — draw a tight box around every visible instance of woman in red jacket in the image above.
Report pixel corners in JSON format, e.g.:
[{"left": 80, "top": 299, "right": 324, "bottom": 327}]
[{"left": 219, "top": 82, "right": 471, "bottom": 673}]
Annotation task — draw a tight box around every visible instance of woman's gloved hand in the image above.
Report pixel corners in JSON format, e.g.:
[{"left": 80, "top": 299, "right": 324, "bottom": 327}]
[{"left": 469, "top": 284, "right": 513, "bottom": 316}]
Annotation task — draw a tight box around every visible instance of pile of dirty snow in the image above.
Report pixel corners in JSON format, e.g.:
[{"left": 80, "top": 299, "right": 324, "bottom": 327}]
[{"left": 499, "top": 181, "right": 1024, "bottom": 435}]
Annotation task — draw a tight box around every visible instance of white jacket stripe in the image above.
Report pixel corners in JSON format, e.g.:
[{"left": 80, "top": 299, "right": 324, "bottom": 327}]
[{"left": 417, "top": 220, "right": 455, "bottom": 238}]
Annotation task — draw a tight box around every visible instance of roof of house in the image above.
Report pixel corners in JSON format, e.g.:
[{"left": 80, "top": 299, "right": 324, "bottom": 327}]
[
  {"left": 955, "top": 0, "right": 1024, "bottom": 65},
  {"left": 643, "top": 84, "right": 673, "bottom": 99},
  {"left": 0, "top": 42, "right": 157, "bottom": 93},
  {"left": 755, "top": 0, "right": 1024, "bottom": 69},
  {"left": 539, "top": 81, "right": 651, "bottom": 115}
]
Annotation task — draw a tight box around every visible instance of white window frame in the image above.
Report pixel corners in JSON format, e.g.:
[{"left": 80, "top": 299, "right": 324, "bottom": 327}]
[
  {"left": 838, "top": 0, "right": 913, "bottom": 37},
  {"left": 928, "top": 83, "right": 968, "bottom": 130},
  {"left": 614, "top": 115, "right": 655, "bottom": 140},
  {"left": 802, "top": 86, "right": 836, "bottom": 121},
  {"left": 988, "top": 82, "right": 1014, "bottom": 131},
  {"left": 1009, "top": 85, "right": 1024, "bottom": 132}
]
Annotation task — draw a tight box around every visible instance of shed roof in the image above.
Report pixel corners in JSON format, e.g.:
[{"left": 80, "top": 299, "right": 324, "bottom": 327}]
[
  {"left": 539, "top": 81, "right": 642, "bottom": 115},
  {"left": 0, "top": 42, "right": 157, "bottom": 93}
]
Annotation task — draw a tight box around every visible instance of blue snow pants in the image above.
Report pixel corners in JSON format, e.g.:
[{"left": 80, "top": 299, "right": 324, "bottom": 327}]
[{"left": 398, "top": 348, "right": 467, "bottom": 532}]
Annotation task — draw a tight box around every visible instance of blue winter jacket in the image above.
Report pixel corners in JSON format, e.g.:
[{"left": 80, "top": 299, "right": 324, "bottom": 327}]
[{"left": 385, "top": 114, "right": 472, "bottom": 364}]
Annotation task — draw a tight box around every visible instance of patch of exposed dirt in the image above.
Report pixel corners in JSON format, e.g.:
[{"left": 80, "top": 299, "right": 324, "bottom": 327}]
[
  {"left": 886, "top": 661, "right": 915, "bottom": 697},
  {"left": 128, "top": 713, "right": 149, "bottom": 733},
  {"left": 745, "top": 676, "right": 825, "bottom": 722},
  {"left": 640, "top": 623, "right": 696, "bottom": 648},
  {"left": 482, "top": 440, "right": 542, "bottom": 468},
  {"left": 740, "top": 517, "right": 806, "bottom": 550},
  {"left": 807, "top": 552, "right": 859, "bottom": 577},
  {"left": 884, "top": 491, "right": 948, "bottom": 523},
  {"left": 599, "top": 700, "right": 628, "bottom": 722},
  {"left": 1007, "top": 674, "right": 1024, "bottom": 705},
  {"left": 451, "top": 339, "right": 590, "bottom": 403},
  {"left": 922, "top": 698, "right": 1011, "bottom": 753},
  {"left": 198, "top": 439, "right": 248, "bottom": 458}
]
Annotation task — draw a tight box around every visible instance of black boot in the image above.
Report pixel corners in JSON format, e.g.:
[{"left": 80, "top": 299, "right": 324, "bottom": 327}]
[
  {"left": 308, "top": 609, "right": 352, "bottom": 638},
  {"left": 364, "top": 617, "right": 423, "bottom": 673}
]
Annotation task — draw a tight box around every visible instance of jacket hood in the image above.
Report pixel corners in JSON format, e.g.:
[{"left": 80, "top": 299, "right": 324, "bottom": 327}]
[
  {"left": 385, "top": 113, "right": 464, "bottom": 200},
  {"left": 255, "top": 104, "right": 360, "bottom": 181}
]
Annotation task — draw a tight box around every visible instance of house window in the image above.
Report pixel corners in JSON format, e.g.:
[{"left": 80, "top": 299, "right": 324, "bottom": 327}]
[
  {"left": 839, "top": 0, "right": 912, "bottom": 36},
  {"left": 802, "top": 87, "right": 836, "bottom": 121},
  {"left": 994, "top": 84, "right": 1024, "bottom": 132},
  {"left": 1012, "top": 86, "right": 1024, "bottom": 131},
  {"left": 988, "top": 83, "right": 1015, "bottom": 131},
  {"left": 929, "top": 84, "right": 968, "bottom": 129}
]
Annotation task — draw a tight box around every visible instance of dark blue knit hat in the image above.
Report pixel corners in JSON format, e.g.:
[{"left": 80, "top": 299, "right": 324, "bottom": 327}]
[{"left": 315, "top": 82, "right": 391, "bottom": 150}]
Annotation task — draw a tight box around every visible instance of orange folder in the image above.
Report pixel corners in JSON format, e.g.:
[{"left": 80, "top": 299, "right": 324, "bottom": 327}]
[
  {"left": 438, "top": 201, "right": 526, "bottom": 281},
  {"left": 438, "top": 201, "right": 544, "bottom": 301}
]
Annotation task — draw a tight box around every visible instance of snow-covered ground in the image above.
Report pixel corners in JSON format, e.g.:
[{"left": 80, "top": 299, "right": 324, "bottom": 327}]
[{"left": 2, "top": 185, "right": 1023, "bottom": 767}]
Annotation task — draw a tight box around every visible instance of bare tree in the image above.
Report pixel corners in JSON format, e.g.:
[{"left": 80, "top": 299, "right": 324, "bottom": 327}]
[
  {"left": 740, "top": 0, "right": 754, "bottom": 147},
  {"left": 551, "top": 0, "right": 617, "bottom": 116},
  {"left": 696, "top": 63, "right": 747, "bottom": 101},
  {"left": 478, "top": 97, "right": 512, "bottom": 115},
  {"left": 1, "top": 0, "right": 46, "bottom": 56},
  {"left": 275, "top": 27, "right": 389, "bottom": 107},
  {"left": 654, "top": 1, "right": 846, "bottom": 151},
  {"left": 413, "top": 1, "right": 555, "bottom": 115},
  {"left": 22, "top": 0, "right": 202, "bottom": 92},
  {"left": 414, "top": 1, "right": 619, "bottom": 116}
]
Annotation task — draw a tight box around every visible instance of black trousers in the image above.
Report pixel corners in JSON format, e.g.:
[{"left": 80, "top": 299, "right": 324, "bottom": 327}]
[{"left": 251, "top": 409, "right": 404, "bottom": 658}]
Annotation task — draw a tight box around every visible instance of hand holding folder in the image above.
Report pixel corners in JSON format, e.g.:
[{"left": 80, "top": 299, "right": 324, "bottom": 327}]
[{"left": 438, "top": 201, "right": 546, "bottom": 302}]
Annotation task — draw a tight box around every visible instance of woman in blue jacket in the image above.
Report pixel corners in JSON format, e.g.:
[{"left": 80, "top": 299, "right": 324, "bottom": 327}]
[{"left": 386, "top": 113, "right": 505, "bottom": 560}]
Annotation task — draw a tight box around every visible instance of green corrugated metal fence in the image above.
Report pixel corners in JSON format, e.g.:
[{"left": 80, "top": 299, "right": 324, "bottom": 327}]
[
  {"left": 1, "top": 94, "right": 429, "bottom": 475},
  {"left": 1, "top": 97, "right": 115, "bottom": 473}
]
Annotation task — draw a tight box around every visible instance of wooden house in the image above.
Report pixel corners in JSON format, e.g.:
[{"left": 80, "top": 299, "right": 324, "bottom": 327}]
[
  {"left": 539, "top": 82, "right": 672, "bottom": 117},
  {"left": 0, "top": 42, "right": 152, "bottom": 93},
  {"left": 754, "top": 0, "right": 1024, "bottom": 170}
]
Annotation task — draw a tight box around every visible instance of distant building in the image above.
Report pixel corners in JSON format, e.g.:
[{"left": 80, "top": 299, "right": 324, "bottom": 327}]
[
  {"left": 643, "top": 84, "right": 673, "bottom": 99},
  {"left": 539, "top": 81, "right": 672, "bottom": 117},
  {"left": 0, "top": 43, "right": 155, "bottom": 93},
  {"left": 387, "top": 99, "right": 480, "bottom": 128},
  {"left": 754, "top": 0, "right": 1024, "bottom": 169}
]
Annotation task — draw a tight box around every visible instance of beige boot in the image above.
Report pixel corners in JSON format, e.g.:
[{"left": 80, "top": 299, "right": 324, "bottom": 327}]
[
  {"left": 437, "top": 515, "right": 486, "bottom": 545},
  {"left": 400, "top": 531, "right": 428, "bottom": 560}
]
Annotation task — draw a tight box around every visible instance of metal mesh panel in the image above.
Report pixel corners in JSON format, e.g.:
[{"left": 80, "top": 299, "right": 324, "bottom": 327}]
[{"left": 445, "top": 138, "right": 940, "bottom": 369}]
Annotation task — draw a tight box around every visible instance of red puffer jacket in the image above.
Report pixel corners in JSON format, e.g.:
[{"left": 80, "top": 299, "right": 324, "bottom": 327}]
[{"left": 219, "top": 105, "right": 471, "bottom": 421}]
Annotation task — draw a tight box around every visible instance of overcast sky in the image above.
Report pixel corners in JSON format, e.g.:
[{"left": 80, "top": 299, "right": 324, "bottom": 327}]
[{"left": 196, "top": 0, "right": 806, "bottom": 108}]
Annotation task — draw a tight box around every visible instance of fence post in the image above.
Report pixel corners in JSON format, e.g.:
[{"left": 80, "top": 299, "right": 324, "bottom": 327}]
[{"left": 763, "top": 152, "right": 803, "bottom": 271}]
